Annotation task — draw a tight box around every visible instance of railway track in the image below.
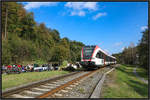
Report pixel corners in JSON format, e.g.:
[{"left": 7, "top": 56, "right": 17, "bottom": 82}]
[{"left": 2, "top": 65, "right": 114, "bottom": 98}]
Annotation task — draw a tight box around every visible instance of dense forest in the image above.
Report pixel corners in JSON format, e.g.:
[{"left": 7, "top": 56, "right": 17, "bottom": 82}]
[
  {"left": 112, "top": 28, "right": 148, "bottom": 70},
  {"left": 2, "top": 2, "right": 84, "bottom": 65}
]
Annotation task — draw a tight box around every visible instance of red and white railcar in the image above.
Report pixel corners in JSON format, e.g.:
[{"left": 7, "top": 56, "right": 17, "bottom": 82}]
[{"left": 80, "top": 45, "right": 116, "bottom": 69}]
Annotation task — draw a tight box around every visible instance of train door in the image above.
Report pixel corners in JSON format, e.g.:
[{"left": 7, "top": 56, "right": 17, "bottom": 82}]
[
  {"left": 95, "top": 52, "right": 101, "bottom": 65},
  {"left": 103, "top": 54, "right": 106, "bottom": 66},
  {"left": 95, "top": 51, "right": 103, "bottom": 66}
]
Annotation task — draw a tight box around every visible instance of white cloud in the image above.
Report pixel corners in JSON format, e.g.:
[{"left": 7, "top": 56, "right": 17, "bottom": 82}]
[
  {"left": 121, "top": 47, "right": 125, "bottom": 51},
  {"left": 24, "top": 2, "right": 58, "bottom": 10},
  {"left": 70, "top": 10, "right": 85, "bottom": 16},
  {"left": 93, "top": 12, "right": 107, "bottom": 20},
  {"left": 65, "top": 2, "right": 98, "bottom": 11},
  {"left": 65, "top": 2, "right": 98, "bottom": 16},
  {"left": 114, "top": 42, "right": 123, "bottom": 47},
  {"left": 140, "top": 26, "right": 148, "bottom": 31}
]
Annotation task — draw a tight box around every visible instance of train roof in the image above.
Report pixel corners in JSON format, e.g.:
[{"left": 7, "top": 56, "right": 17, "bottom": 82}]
[
  {"left": 83, "top": 45, "right": 116, "bottom": 59},
  {"left": 84, "top": 45, "right": 96, "bottom": 48},
  {"left": 109, "top": 55, "right": 116, "bottom": 59}
]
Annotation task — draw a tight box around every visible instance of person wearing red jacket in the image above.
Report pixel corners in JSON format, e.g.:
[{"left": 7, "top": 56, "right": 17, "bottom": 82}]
[
  {"left": 17, "top": 65, "right": 21, "bottom": 68},
  {"left": 7, "top": 65, "right": 12, "bottom": 68},
  {"left": 7, "top": 65, "right": 12, "bottom": 74},
  {"left": 17, "top": 64, "right": 22, "bottom": 73}
]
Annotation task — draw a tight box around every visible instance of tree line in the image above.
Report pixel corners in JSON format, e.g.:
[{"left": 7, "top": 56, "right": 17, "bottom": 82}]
[
  {"left": 112, "top": 28, "right": 148, "bottom": 69},
  {"left": 2, "top": 2, "right": 84, "bottom": 65}
]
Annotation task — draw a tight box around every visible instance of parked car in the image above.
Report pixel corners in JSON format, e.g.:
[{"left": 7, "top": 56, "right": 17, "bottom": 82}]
[
  {"left": 52, "top": 63, "right": 59, "bottom": 70},
  {"left": 33, "top": 64, "right": 43, "bottom": 72},
  {"left": 42, "top": 64, "right": 48, "bottom": 71},
  {"left": 54, "top": 66, "right": 59, "bottom": 70}
]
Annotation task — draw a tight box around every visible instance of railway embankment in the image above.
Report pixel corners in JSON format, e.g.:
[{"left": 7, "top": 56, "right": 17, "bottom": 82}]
[
  {"left": 2, "top": 71, "right": 70, "bottom": 91},
  {"left": 2, "top": 65, "right": 113, "bottom": 98},
  {"left": 101, "top": 64, "right": 148, "bottom": 98}
]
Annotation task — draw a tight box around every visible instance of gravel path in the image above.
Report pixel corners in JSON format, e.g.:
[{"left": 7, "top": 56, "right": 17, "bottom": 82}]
[{"left": 133, "top": 66, "right": 148, "bottom": 84}]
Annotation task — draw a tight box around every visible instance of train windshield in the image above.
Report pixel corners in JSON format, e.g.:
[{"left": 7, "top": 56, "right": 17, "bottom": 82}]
[{"left": 83, "top": 46, "right": 95, "bottom": 59}]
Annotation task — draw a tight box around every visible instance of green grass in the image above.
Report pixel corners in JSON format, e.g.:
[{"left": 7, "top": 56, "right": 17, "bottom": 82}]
[
  {"left": 2, "top": 71, "right": 69, "bottom": 91},
  {"left": 101, "top": 64, "right": 148, "bottom": 98},
  {"left": 122, "top": 64, "right": 148, "bottom": 80},
  {"left": 135, "top": 67, "right": 148, "bottom": 80}
]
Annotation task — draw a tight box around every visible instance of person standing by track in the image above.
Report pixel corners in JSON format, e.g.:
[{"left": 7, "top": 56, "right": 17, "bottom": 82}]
[
  {"left": 6, "top": 65, "right": 12, "bottom": 74},
  {"left": 17, "top": 64, "right": 22, "bottom": 73}
]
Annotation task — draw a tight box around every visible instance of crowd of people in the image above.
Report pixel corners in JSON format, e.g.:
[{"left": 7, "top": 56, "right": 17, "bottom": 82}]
[
  {"left": 2, "top": 62, "right": 82, "bottom": 74},
  {"left": 2, "top": 64, "right": 57, "bottom": 74}
]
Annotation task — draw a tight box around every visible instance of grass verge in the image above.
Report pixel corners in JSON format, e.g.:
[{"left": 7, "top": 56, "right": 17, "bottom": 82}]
[
  {"left": 122, "top": 64, "right": 148, "bottom": 80},
  {"left": 2, "top": 71, "right": 69, "bottom": 91},
  {"left": 135, "top": 66, "right": 148, "bottom": 80},
  {"left": 101, "top": 64, "right": 148, "bottom": 98}
]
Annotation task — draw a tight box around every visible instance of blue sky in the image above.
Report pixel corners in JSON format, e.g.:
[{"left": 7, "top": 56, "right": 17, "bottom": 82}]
[{"left": 21, "top": 2, "right": 148, "bottom": 55}]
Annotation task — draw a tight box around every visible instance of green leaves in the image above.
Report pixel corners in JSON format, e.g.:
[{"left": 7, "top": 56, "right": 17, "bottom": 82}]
[
  {"left": 137, "top": 29, "right": 148, "bottom": 69},
  {"left": 2, "top": 2, "right": 85, "bottom": 65},
  {"left": 113, "top": 27, "right": 148, "bottom": 70}
]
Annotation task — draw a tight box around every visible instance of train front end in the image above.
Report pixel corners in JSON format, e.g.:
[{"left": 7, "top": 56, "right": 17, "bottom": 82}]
[{"left": 80, "top": 45, "right": 97, "bottom": 69}]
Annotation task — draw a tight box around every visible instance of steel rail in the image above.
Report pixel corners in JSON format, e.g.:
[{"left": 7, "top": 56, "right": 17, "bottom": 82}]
[
  {"left": 37, "top": 67, "right": 103, "bottom": 98},
  {"left": 3, "top": 65, "right": 110, "bottom": 98},
  {"left": 90, "top": 65, "right": 116, "bottom": 98},
  {"left": 2, "top": 71, "right": 80, "bottom": 98}
]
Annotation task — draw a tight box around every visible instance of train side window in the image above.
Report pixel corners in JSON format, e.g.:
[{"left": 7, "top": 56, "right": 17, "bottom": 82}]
[
  {"left": 96, "top": 52, "right": 100, "bottom": 58},
  {"left": 98, "top": 51, "right": 102, "bottom": 59},
  {"left": 96, "top": 52, "right": 99, "bottom": 58},
  {"left": 99, "top": 52, "right": 101, "bottom": 59},
  {"left": 96, "top": 53, "right": 99, "bottom": 58},
  {"left": 101, "top": 53, "right": 103, "bottom": 59}
]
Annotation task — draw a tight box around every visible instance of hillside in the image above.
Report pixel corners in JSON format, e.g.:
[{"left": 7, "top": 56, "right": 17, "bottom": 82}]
[{"left": 2, "top": 2, "right": 85, "bottom": 65}]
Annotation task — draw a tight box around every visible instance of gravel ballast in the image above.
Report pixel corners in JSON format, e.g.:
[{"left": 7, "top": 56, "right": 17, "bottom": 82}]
[{"left": 50, "top": 66, "right": 113, "bottom": 98}]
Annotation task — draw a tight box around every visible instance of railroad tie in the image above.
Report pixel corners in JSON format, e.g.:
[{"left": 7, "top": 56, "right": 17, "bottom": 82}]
[
  {"left": 51, "top": 82, "right": 57, "bottom": 84},
  {"left": 40, "top": 85, "right": 53, "bottom": 88},
  {"left": 45, "top": 83, "right": 54, "bottom": 86},
  {"left": 23, "top": 90, "right": 43, "bottom": 95},
  {"left": 54, "top": 93, "right": 62, "bottom": 97},
  {"left": 73, "top": 83, "right": 79, "bottom": 85},
  {"left": 54, "top": 84, "right": 60, "bottom": 86},
  {"left": 32, "top": 88, "right": 50, "bottom": 91},
  {"left": 11, "top": 94, "right": 34, "bottom": 98},
  {"left": 59, "top": 82, "right": 66, "bottom": 84},
  {"left": 66, "top": 87, "right": 72, "bottom": 90},
  {"left": 60, "top": 90, "right": 68, "bottom": 93},
  {"left": 70, "top": 85, "right": 76, "bottom": 87},
  {"left": 46, "top": 83, "right": 60, "bottom": 87}
]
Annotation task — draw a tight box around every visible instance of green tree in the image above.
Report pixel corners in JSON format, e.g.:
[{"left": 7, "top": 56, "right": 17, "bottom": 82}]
[
  {"left": 1, "top": 2, "right": 85, "bottom": 65},
  {"left": 137, "top": 29, "right": 148, "bottom": 69}
]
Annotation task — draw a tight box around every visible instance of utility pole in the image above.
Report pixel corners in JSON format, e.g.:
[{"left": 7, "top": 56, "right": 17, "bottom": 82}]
[{"left": 4, "top": 4, "right": 8, "bottom": 40}]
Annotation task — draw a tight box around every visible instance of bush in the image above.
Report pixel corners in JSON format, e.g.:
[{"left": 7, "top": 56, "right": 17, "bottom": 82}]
[
  {"left": 59, "top": 60, "right": 68, "bottom": 70},
  {"left": 2, "top": 40, "right": 12, "bottom": 65}
]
